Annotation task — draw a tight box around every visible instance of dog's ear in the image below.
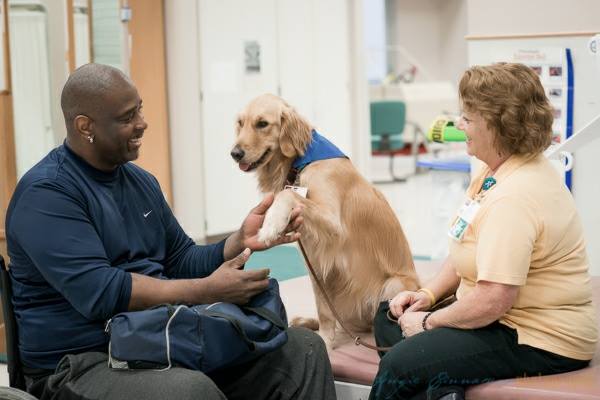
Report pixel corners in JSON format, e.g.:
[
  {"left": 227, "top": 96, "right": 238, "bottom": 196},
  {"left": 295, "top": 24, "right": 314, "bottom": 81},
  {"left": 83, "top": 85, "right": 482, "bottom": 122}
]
[{"left": 280, "top": 104, "right": 312, "bottom": 158}]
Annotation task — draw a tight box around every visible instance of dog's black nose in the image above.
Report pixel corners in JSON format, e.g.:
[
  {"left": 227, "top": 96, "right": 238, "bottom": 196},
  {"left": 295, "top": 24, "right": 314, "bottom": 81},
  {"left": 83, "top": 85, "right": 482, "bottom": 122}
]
[{"left": 231, "top": 147, "right": 245, "bottom": 162}]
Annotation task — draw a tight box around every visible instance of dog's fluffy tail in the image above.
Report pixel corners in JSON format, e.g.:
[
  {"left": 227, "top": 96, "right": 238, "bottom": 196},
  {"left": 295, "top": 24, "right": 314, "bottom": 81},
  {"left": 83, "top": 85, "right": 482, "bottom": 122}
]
[{"left": 290, "top": 316, "right": 319, "bottom": 331}]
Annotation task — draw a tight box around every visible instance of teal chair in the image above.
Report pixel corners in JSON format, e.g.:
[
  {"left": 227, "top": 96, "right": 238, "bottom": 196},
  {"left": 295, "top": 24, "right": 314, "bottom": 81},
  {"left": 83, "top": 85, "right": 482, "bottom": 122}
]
[
  {"left": 371, "top": 100, "right": 421, "bottom": 182},
  {"left": 370, "top": 101, "right": 406, "bottom": 153}
]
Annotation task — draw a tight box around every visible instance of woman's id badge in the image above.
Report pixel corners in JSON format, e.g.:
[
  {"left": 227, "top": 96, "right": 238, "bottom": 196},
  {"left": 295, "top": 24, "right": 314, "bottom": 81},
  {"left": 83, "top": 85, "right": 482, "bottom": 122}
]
[{"left": 448, "top": 198, "right": 481, "bottom": 241}]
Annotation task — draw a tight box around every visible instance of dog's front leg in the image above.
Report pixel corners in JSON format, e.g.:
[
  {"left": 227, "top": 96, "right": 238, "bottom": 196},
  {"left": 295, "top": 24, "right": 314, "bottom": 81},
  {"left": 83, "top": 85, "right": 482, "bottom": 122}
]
[{"left": 258, "top": 189, "right": 298, "bottom": 245}]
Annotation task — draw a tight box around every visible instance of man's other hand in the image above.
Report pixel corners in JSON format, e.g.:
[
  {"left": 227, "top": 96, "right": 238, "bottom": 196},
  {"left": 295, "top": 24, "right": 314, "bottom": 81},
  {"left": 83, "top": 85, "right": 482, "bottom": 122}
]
[{"left": 205, "top": 248, "right": 270, "bottom": 304}]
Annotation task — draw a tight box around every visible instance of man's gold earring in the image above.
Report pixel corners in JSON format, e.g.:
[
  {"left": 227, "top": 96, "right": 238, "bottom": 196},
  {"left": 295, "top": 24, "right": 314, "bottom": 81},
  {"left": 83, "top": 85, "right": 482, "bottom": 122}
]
[{"left": 88, "top": 135, "right": 94, "bottom": 144}]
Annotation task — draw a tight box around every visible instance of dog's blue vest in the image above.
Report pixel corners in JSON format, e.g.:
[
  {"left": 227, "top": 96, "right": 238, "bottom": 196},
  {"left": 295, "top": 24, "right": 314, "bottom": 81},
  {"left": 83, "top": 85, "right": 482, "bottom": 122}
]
[{"left": 292, "top": 130, "right": 347, "bottom": 171}]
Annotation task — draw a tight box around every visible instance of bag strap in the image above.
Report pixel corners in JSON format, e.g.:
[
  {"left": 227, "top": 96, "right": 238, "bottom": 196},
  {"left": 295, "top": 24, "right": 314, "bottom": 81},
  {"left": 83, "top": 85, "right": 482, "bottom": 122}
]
[
  {"left": 159, "top": 305, "right": 186, "bottom": 371},
  {"left": 204, "top": 311, "right": 257, "bottom": 350},
  {"left": 203, "top": 305, "right": 287, "bottom": 352},
  {"left": 243, "top": 306, "right": 287, "bottom": 330}
]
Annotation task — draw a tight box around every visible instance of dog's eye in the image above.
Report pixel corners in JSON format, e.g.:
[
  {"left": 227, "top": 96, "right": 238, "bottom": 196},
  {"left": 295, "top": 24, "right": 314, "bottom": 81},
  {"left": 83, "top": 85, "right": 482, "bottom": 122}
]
[{"left": 256, "top": 120, "right": 269, "bottom": 129}]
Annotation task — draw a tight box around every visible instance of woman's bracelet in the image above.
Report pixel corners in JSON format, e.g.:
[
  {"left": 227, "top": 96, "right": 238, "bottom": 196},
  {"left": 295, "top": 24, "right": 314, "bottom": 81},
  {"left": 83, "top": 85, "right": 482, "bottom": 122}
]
[
  {"left": 417, "top": 288, "right": 436, "bottom": 306},
  {"left": 422, "top": 312, "right": 433, "bottom": 331}
]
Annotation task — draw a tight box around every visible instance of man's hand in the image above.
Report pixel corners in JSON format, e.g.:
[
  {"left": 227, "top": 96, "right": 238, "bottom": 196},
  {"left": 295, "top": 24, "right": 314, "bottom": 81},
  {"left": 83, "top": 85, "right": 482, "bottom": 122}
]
[
  {"left": 205, "top": 248, "right": 270, "bottom": 304},
  {"left": 225, "top": 193, "right": 303, "bottom": 259}
]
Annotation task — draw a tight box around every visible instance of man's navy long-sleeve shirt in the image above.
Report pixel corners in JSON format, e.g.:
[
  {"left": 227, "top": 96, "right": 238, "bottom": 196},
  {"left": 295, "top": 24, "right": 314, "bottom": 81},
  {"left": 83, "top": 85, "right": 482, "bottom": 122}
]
[{"left": 6, "top": 144, "right": 225, "bottom": 370}]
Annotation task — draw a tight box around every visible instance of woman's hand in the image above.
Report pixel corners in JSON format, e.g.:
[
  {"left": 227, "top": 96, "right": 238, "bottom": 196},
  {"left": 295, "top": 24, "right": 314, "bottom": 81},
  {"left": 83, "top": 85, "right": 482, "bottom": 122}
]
[
  {"left": 388, "top": 290, "right": 432, "bottom": 318},
  {"left": 398, "top": 311, "right": 429, "bottom": 337}
]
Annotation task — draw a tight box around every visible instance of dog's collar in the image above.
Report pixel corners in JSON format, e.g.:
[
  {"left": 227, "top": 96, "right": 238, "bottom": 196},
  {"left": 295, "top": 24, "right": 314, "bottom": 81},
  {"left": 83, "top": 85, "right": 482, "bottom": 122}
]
[
  {"left": 286, "top": 130, "right": 347, "bottom": 187},
  {"left": 285, "top": 166, "right": 302, "bottom": 186}
]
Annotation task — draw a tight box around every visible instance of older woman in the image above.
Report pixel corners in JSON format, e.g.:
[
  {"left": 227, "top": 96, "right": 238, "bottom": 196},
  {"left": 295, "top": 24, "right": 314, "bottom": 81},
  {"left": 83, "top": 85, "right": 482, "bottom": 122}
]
[{"left": 369, "top": 63, "right": 598, "bottom": 400}]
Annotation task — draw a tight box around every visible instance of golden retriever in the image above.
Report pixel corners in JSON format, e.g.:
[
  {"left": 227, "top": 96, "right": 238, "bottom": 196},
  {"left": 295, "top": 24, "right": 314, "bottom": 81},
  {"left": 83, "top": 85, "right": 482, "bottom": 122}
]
[{"left": 230, "top": 93, "right": 419, "bottom": 348}]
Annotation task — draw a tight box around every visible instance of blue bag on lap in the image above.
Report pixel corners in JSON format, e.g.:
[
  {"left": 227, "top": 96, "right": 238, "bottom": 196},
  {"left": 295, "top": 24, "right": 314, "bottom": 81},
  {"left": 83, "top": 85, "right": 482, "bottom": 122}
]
[{"left": 106, "top": 278, "right": 288, "bottom": 373}]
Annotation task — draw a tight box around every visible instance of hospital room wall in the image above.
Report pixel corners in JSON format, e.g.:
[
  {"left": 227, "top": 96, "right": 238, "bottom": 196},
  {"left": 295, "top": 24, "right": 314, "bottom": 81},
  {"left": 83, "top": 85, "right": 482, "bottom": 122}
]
[
  {"left": 439, "top": 0, "right": 468, "bottom": 84},
  {"left": 467, "top": 0, "right": 600, "bottom": 274},
  {"left": 467, "top": 0, "right": 600, "bottom": 36},
  {"left": 386, "top": 0, "right": 598, "bottom": 84},
  {"left": 386, "top": 0, "right": 468, "bottom": 84}
]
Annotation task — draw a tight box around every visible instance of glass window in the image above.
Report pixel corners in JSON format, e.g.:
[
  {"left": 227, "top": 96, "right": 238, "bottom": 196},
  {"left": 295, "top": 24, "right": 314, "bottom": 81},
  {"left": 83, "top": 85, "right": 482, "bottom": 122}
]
[
  {"left": 91, "top": 0, "right": 124, "bottom": 71},
  {"left": 73, "top": 0, "right": 91, "bottom": 67}
]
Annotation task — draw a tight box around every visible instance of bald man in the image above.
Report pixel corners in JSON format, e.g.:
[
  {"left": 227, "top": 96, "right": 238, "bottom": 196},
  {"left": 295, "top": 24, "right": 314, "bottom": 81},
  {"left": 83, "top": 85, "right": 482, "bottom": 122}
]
[{"left": 5, "top": 64, "right": 336, "bottom": 400}]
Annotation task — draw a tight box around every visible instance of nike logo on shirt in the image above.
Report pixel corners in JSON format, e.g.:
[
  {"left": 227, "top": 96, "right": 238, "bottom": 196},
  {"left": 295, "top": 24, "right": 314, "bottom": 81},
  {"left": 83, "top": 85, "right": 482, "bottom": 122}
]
[{"left": 143, "top": 210, "right": 152, "bottom": 218}]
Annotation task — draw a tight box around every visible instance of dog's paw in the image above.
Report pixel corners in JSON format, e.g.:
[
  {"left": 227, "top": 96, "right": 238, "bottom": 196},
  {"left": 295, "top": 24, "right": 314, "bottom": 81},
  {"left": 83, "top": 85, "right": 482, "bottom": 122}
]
[
  {"left": 258, "top": 197, "right": 292, "bottom": 244},
  {"left": 258, "top": 224, "right": 282, "bottom": 245},
  {"left": 290, "top": 316, "right": 320, "bottom": 331}
]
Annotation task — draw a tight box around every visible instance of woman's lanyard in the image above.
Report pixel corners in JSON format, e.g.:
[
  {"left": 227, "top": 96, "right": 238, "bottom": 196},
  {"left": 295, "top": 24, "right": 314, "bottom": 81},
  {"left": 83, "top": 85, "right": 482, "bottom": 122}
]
[{"left": 448, "top": 176, "right": 497, "bottom": 242}]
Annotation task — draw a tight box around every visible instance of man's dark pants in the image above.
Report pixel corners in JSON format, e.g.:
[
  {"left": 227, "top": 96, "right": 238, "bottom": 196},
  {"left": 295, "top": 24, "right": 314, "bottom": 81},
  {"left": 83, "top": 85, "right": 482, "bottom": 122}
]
[{"left": 27, "top": 327, "right": 336, "bottom": 400}]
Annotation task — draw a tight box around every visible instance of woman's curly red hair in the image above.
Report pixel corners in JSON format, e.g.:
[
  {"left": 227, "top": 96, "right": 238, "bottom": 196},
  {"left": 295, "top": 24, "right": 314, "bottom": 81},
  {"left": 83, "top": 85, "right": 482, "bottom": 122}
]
[{"left": 459, "top": 63, "right": 554, "bottom": 156}]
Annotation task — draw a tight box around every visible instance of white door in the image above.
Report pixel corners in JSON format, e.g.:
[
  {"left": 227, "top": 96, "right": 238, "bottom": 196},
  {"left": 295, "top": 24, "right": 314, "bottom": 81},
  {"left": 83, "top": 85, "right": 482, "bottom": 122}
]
[{"left": 198, "top": 0, "right": 279, "bottom": 236}]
